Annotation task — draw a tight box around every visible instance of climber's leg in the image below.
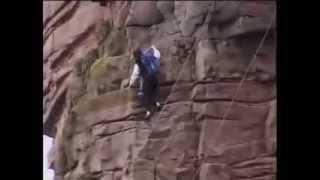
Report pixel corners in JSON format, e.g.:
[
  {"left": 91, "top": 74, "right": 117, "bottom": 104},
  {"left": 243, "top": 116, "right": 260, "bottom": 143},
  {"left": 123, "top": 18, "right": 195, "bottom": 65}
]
[
  {"left": 137, "top": 77, "right": 144, "bottom": 107},
  {"left": 151, "top": 75, "right": 161, "bottom": 111},
  {"left": 143, "top": 74, "right": 160, "bottom": 118},
  {"left": 155, "top": 77, "right": 160, "bottom": 110},
  {"left": 142, "top": 77, "right": 152, "bottom": 118}
]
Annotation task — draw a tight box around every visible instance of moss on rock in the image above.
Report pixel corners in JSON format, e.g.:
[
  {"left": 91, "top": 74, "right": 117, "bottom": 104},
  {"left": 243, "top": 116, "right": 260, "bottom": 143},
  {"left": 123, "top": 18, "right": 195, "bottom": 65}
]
[
  {"left": 99, "top": 27, "right": 128, "bottom": 57},
  {"left": 87, "top": 54, "right": 131, "bottom": 95}
]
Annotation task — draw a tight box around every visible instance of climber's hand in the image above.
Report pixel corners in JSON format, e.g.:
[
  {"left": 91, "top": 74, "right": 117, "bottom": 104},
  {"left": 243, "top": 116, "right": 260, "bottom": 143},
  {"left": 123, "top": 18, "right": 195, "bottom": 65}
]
[
  {"left": 121, "top": 79, "right": 130, "bottom": 89},
  {"left": 128, "top": 81, "right": 133, "bottom": 88}
]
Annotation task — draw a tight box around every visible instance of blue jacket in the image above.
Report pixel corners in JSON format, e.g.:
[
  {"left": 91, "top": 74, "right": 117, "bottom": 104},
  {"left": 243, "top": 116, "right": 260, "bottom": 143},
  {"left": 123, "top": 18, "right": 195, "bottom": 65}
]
[{"left": 129, "top": 46, "right": 160, "bottom": 87}]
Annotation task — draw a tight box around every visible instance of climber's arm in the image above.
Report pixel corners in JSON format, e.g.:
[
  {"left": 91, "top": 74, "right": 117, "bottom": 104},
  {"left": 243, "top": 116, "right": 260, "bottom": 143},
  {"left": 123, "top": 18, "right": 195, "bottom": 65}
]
[
  {"left": 151, "top": 45, "right": 161, "bottom": 60},
  {"left": 129, "top": 64, "right": 140, "bottom": 88}
]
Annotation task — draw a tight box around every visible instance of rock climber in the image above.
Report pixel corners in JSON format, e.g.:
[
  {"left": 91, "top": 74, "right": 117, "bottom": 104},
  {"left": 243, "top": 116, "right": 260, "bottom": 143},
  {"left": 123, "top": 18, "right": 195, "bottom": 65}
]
[{"left": 128, "top": 45, "right": 161, "bottom": 119}]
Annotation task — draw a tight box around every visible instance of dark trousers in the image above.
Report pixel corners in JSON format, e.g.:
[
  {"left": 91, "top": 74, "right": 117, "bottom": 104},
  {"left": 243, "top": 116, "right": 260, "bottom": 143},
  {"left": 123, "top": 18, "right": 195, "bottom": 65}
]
[{"left": 141, "top": 74, "right": 159, "bottom": 110}]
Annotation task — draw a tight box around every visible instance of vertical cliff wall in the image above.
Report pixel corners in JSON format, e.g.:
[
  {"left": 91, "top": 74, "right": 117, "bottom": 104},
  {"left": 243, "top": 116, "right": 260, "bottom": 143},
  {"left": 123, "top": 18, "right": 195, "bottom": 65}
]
[{"left": 43, "top": 1, "right": 276, "bottom": 180}]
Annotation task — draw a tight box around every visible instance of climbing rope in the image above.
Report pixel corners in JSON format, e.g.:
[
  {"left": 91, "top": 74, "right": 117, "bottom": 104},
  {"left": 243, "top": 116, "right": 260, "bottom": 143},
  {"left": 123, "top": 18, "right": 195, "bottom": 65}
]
[
  {"left": 155, "top": 4, "right": 276, "bottom": 180},
  {"left": 192, "top": 167, "right": 201, "bottom": 180},
  {"left": 149, "top": 2, "right": 217, "bottom": 176},
  {"left": 153, "top": 0, "right": 219, "bottom": 118},
  {"left": 189, "top": 8, "right": 277, "bottom": 180},
  {"left": 211, "top": 7, "right": 276, "bottom": 145},
  {"left": 152, "top": 0, "right": 215, "bottom": 126},
  {"left": 52, "top": 28, "right": 54, "bottom": 53},
  {"left": 128, "top": 1, "right": 276, "bottom": 179}
]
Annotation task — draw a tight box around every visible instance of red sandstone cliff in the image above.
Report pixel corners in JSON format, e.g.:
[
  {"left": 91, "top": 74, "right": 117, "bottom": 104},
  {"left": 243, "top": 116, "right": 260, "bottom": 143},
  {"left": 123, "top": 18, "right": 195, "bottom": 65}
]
[{"left": 43, "top": 1, "right": 277, "bottom": 180}]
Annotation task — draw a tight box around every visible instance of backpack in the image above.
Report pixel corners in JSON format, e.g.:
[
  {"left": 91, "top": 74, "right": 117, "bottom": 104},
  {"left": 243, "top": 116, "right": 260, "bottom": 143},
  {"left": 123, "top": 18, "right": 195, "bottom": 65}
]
[{"left": 140, "top": 48, "right": 160, "bottom": 78}]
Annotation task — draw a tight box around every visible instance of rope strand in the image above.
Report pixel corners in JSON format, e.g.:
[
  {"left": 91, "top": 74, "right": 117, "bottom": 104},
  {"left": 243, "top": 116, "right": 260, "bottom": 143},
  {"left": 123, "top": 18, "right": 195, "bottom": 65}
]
[
  {"left": 189, "top": 6, "right": 276, "bottom": 180},
  {"left": 131, "top": 2, "right": 276, "bottom": 180},
  {"left": 151, "top": 1, "right": 217, "bottom": 167},
  {"left": 211, "top": 8, "right": 276, "bottom": 145}
]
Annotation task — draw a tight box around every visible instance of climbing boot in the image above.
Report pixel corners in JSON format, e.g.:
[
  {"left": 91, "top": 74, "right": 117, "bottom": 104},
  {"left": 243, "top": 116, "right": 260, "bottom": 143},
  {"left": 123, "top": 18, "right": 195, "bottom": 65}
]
[
  {"left": 144, "top": 110, "right": 151, "bottom": 119},
  {"left": 155, "top": 102, "right": 161, "bottom": 111}
]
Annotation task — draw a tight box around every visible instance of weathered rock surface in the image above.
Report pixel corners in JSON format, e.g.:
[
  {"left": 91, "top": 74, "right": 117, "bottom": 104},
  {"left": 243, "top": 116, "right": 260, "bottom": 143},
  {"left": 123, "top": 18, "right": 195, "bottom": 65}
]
[{"left": 43, "top": 1, "right": 277, "bottom": 180}]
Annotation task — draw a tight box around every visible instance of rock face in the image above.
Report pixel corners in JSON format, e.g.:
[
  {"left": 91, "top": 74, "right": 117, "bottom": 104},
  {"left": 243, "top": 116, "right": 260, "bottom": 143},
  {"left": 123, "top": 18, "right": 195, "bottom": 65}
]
[{"left": 43, "top": 1, "right": 276, "bottom": 180}]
